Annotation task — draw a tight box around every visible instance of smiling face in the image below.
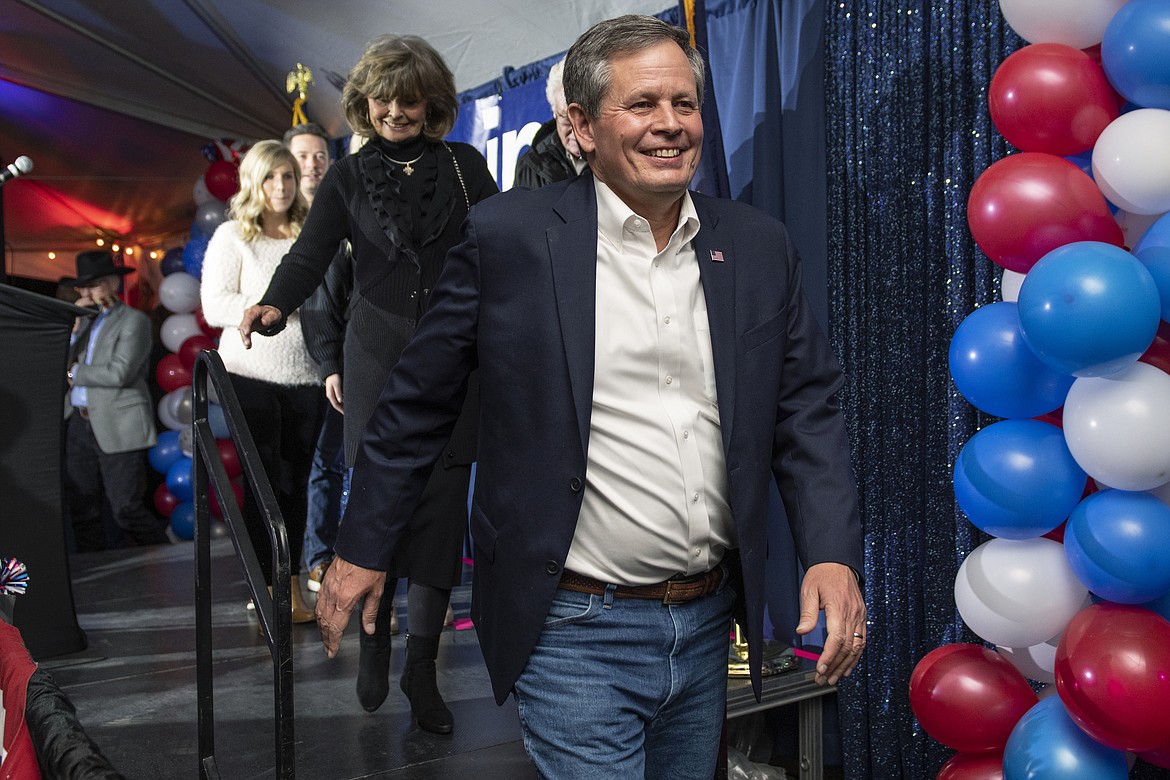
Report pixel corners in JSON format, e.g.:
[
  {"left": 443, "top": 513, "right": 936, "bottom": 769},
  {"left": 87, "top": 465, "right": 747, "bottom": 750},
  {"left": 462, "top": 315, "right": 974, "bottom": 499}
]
[
  {"left": 367, "top": 96, "right": 428, "bottom": 143},
  {"left": 287, "top": 133, "right": 329, "bottom": 202},
  {"left": 569, "top": 41, "right": 703, "bottom": 219},
  {"left": 262, "top": 162, "right": 297, "bottom": 215}
]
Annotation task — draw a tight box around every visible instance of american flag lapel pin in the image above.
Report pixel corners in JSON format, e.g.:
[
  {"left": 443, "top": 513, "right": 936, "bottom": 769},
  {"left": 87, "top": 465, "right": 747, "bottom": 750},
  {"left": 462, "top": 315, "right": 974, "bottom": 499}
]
[{"left": 710, "top": 249, "right": 724, "bottom": 263}]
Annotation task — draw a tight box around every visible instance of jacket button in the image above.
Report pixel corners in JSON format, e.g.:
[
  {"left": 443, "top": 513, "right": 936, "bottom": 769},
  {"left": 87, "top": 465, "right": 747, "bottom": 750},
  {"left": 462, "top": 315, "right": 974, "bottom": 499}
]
[
  {"left": 545, "top": 561, "right": 560, "bottom": 575},
  {"left": 569, "top": 477, "right": 582, "bottom": 492},
  {"left": 445, "top": 450, "right": 455, "bottom": 459}
]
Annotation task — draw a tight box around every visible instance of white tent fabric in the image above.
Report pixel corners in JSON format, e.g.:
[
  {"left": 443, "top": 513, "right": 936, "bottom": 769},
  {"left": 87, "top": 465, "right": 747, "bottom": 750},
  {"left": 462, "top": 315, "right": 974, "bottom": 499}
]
[{"left": 0, "top": 0, "right": 669, "bottom": 280}]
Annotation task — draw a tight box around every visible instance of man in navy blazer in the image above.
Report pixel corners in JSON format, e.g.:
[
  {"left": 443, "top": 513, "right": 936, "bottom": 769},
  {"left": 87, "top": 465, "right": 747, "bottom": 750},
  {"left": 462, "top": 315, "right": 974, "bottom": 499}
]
[{"left": 247, "top": 14, "right": 865, "bottom": 777}]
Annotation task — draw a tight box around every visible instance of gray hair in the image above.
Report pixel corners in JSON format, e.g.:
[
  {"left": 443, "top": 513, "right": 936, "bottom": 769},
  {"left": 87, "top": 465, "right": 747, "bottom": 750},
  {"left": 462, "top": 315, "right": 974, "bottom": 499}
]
[
  {"left": 563, "top": 15, "right": 704, "bottom": 119},
  {"left": 545, "top": 58, "right": 567, "bottom": 112}
]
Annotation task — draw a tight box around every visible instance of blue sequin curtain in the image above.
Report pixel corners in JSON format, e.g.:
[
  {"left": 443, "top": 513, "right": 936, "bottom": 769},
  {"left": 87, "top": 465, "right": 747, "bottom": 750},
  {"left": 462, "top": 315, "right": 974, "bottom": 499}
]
[{"left": 825, "top": 3, "right": 1017, "bottom": 777}]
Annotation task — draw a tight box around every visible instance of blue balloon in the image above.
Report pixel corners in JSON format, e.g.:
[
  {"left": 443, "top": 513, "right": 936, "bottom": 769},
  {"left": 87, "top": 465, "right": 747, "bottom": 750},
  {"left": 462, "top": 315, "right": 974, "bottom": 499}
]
[
  {"left": 1065, "top": 490, "right": 1170, "bottom": 603},
  {"left": 954, "top": 419, "right": 1087, "bottom": 539},
  {"left": 1137, "top": 246, "right": 1170, "bottom": 323},
  {"left": 170, "top": 501, "right": 195, "bottom": 541},
  {"left": 1018, "top": 242, "right": 1160, "bottom": 377},
  {"left": 948, "top": 302, "right": 1074, "bottom": 419},
  {"left": 166, "top": 456, "right": 194, "bottom": 502},
  {"left": 1102, "top": 0, "right": 1170, "bottom": 111},
  {"left": 207, "top": 402, "right": 230, "bottom": 439},
  {"left": 1134, "top": 211, "right": 1170, "bottom": 255},
  {"left": 148, "top": 430, "right": 183, "bottom": 474},
  {"left": 1004, "top": 697, "right": 1128, "bottom": 780},
  {"left": 182, "top": 234, "right": 210, "bottom": 280},
  {"left": 160, "top": 247, "right": 186, "bottom": 276}
]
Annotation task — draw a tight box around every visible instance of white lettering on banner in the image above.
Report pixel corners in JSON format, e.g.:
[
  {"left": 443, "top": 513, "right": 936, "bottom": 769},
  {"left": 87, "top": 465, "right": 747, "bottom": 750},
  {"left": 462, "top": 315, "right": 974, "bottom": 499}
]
[{"left": 501, "top": 122, "right": 542, "bottom": 190}]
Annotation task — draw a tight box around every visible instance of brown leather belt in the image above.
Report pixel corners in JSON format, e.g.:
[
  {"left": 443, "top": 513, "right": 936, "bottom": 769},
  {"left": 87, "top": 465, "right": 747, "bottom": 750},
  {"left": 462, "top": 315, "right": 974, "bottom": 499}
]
[
  {"left": 559, "top": 567, "right": 723, "bottom": 605},
  {"left": 76, "top": 407, "right": 90, "bottom": 419}
]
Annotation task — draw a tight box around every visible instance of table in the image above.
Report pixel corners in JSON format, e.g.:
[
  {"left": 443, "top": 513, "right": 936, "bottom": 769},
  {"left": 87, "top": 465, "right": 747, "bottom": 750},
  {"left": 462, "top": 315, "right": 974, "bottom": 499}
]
[{"left": 725, "top": 661, "right": 838, "bottom": 780}]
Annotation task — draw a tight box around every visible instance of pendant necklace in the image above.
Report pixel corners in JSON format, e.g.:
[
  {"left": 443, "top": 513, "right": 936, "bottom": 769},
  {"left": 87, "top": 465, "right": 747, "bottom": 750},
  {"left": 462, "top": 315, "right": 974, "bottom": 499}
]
[{"left": 381, "top": 149, "right": 424, "bottom": 176}]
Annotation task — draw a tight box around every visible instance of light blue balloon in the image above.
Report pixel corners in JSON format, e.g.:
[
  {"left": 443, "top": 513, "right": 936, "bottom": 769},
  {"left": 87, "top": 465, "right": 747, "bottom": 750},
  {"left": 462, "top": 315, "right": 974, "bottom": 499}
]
[
  {"left": 1134, "top": 211, "right": 1170, "bottom": 255},
  {"left": 953, "top": 419, "right": 1087, "bottom": 539},
  {"left": 207, "top": 402, "right": 230, "bottom": 439},
  {"left": 1101, "top": 0, "right": 1170, "bottom": 111},
  {"left": 1065, "top": 490, "right": 1170, "bottom": 604},
  {"left": 1136, "top": 246, "right": 1170, "bottom": 322},
  {"left": 948, "top": 302, "right": 1074, "bottom": 419},
  {"left": 1018, "top": 242, "right": 1160, "bottom": 377},
  {"left": 1004, "top": 697, "right": 1128, "bottom": 780}
]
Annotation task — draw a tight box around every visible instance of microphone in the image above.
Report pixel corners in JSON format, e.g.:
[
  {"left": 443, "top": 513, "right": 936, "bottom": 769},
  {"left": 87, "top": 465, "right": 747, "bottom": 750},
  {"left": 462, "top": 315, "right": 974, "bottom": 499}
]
[{"left": 0, "top": 156, "right": 33, "bottom": 185}]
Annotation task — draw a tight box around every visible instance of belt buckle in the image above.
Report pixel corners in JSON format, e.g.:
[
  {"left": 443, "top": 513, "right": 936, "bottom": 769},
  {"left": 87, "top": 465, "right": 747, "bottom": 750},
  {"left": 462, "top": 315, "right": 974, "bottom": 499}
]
[{"left": 662, "top": 580, "right": 687, "bottom": 605}]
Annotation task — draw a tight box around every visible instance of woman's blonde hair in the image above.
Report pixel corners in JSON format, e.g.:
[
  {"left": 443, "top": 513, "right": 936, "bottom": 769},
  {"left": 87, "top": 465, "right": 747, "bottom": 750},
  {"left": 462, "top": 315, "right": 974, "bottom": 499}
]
[
  {"left": 228, "top": 140, "right": 308, "bottom": 242},
  {"left": 341, "top": 35, "right": 457, "bottom": 142}
]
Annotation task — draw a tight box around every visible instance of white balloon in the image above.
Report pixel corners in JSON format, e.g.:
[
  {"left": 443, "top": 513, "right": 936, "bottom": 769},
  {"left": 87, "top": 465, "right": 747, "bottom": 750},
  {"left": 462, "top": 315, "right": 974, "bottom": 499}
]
[
  {"left": 195, "top": 200, "right": 227, "bottom": 232},
  {"left": 998, "top": 0, "right": 1127, "bottom": 47},
  {"left": 1000, "top": 269, "right": 1025, "bottom": 303},
  {"left": 179, "top": 426, "right": 194, "bottom": 458},
  {"left": 1116, "top": 209, "right": 1167, "bottom": 251},
  {"left": 193, "top": 176, "right": 215, "bottom": 206},
  {"left": 1063, "top": 362, "right": 1170, "bottom": 490},
  {"left": 1092, "top": 109, "right": 1170, "bottom": 216},
  {"left": 158, "top": 271, "right": 201, "bottom": 314},
  {"left": 157, "top": 393, "right": 183, "bottom": 431},
  {"left": 996, "top": 639, "right": 1059, "bottom": 684},
  {"left": 954, "top": 538, "right": 1087, "bottom": 647},
  {"left": 160, "top": 313, "right": 202, "bottom": 353}
]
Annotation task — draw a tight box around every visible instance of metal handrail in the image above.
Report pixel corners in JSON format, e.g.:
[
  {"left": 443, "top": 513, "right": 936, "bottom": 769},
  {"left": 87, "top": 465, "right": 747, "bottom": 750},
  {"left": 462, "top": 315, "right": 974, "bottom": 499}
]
[{"left": 193, "top": 349, "right": 295, "bottom": 779}]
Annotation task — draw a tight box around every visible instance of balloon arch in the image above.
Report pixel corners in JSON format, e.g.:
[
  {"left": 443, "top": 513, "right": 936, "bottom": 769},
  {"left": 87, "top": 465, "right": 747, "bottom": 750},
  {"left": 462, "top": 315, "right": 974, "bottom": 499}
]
[{"left": 911, "top": 0, "right": 1170, "bottom": 777}]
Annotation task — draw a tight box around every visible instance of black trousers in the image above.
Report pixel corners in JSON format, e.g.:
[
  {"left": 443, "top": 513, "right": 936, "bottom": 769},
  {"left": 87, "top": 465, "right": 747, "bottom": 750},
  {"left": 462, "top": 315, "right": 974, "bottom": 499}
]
[
  {"left": 228, "top": 373, "right": 322, "bottom": 583},
  {"left": 65, "top": 413, "right": 167, "bottom": 551}
]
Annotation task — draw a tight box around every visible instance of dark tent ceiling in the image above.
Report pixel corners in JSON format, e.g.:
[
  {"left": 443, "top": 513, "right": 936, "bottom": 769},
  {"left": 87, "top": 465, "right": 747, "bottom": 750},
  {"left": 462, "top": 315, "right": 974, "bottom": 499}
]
[{"left": 1, "top": 0, "right": 667, "bottom": 281}]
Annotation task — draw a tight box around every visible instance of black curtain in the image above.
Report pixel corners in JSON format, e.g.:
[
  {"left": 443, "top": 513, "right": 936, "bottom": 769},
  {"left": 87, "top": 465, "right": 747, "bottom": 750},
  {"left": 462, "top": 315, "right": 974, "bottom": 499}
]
[{"left": 0, "top": 284, "right": 86, "bottom": 658}]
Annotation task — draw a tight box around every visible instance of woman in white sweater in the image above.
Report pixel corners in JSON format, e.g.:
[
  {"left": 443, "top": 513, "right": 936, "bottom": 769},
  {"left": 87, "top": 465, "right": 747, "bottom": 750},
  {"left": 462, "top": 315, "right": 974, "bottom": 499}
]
[{"left": 201, "top": 140, "right": 320, "bottom": 623}]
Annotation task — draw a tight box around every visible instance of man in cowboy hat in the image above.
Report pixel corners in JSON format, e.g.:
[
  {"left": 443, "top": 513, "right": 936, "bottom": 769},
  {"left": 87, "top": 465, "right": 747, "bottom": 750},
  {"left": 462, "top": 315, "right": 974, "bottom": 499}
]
[{"left": 64, "top": 250, "right": 168, "bottom": 551}]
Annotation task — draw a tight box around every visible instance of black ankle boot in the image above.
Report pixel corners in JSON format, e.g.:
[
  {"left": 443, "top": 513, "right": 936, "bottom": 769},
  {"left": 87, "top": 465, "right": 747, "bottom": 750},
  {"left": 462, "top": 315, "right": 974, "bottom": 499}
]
[
  {"left": 399, "top": 633, "right": 453, "bottom": 734},
  {"left": 356, "top": 597, "right": 393, "bottom": 712}
]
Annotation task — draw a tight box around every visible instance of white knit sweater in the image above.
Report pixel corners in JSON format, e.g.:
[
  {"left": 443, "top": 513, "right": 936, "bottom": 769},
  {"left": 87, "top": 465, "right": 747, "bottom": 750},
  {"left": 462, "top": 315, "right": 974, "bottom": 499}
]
[{"left": 200, "top": 221, "right": 320, "bottom": 386}]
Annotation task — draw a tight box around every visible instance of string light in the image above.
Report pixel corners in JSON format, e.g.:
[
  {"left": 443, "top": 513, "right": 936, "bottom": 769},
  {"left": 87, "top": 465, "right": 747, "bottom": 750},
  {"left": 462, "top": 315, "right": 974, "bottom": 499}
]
[
  {"left": 48, "top": 251, "right": 57, "bottom": 260},
  {"left": 96, "top": 238, "right": 105, "bottom": 247},
  {"left": 149, "top": 250, "right": 159, "bottom": 260},
  {"left": 125, "top": 247, "right": 134, "bottom": 256},
  {"left": 111, "top": 243, "right": 120, "bottom": 253}
]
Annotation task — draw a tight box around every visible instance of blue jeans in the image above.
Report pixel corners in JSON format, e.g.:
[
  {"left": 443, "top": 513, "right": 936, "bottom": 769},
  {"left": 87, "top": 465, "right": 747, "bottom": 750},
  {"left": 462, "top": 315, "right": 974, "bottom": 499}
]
[
  {"left": 303, "top": 404, "right": 345, "bottom": 570},
  {"left": 512, "top": 570, "right": 735, "bottom": 779}
]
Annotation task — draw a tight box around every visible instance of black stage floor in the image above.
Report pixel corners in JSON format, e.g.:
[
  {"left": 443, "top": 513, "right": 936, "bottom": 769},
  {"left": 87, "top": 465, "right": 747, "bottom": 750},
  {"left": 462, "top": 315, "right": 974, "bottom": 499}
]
[{"left": 45, "top": 539, "right": 540, "bottom": 779}]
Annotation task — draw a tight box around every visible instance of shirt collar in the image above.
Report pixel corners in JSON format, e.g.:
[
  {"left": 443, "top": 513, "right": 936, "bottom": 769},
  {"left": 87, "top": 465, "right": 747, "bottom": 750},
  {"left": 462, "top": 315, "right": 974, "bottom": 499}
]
[{"left": 594, "top": 179, "right": 701, "bottom": 252}]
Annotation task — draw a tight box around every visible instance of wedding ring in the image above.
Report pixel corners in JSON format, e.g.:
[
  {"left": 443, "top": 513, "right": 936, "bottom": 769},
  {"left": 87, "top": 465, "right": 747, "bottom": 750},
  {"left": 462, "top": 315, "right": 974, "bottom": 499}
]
[{"left": 852, "top": 632, "right": 864, "bottom": 638}]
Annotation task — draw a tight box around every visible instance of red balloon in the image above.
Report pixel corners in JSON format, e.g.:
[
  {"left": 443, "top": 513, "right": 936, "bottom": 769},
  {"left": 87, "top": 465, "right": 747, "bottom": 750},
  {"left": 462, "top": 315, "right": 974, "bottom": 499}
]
[
  {"left": 153, "top": 483, "right": 179, "bottom": 518},
  {"left": 1139, "top": 320, "right": 1170, "bottom": 375},
  {"left": 156, "top": 353, "right": 192, "bottom": 393},
  {"left": 204, "top": 160, "right": 239, "bottom": 201},
  {"left": 937, "top": 751, "right": 1004, "bottom": 780},
  {"left": 178, "top": 334, "right": 216, "bottom": 371},
  {"left": 209, "top": 477, "right": 243, "bottom": 519},
  {"left": 215, "top": 437, "right": 242, "bottom": 479},
  {"left": 989, "top": 44, "right": 1120, "bottom": 156},
  {"left": 968, "top": 153, "right": 1124, "bottom": 274},
  {"left": 910, "top": 643, "right": 1037, "bottom": 752},
  {"left": 1055, "top": 603, "right": 1170, "bottom": 752},
  {"left": 193, "top": 305, "right": 221, "bottom": 338}
]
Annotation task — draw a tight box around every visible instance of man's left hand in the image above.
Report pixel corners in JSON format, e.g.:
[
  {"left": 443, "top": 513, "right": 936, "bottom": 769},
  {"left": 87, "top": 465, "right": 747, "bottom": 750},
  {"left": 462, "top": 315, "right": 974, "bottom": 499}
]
[{"left": 795, "top": 562, "right": 866, "bottom": 685}]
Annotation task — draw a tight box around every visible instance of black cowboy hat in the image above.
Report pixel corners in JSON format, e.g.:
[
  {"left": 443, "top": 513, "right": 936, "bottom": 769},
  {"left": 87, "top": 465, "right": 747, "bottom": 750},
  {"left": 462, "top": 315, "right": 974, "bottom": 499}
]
[{"left": 60, "top": 250, "right": 134, "bottom": 286}]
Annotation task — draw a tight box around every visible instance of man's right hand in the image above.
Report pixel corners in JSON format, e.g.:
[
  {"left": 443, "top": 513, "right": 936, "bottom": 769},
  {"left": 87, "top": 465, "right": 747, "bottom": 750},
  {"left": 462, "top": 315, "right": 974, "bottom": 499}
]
[
  {"left": 325, "top": 373, "right": 344, "bottom": 414},
  {"left": 238, "top": 304, "right": 283, "bottom": 348},
  {"left": 316, "top": 557, "right": 386, "bottom": 658}
]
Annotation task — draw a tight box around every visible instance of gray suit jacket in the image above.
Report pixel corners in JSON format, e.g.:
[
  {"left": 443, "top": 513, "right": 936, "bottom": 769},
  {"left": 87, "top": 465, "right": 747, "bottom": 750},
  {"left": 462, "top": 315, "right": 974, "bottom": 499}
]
[{"left": 67, "top": 302, "right": 157, "bottom": 454}]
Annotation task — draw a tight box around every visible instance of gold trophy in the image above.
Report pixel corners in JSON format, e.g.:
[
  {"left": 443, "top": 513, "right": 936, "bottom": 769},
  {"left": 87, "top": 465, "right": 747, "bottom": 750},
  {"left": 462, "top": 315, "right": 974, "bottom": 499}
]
[{"left": 286, "top": 63, "right": 313, "bottom": 126}]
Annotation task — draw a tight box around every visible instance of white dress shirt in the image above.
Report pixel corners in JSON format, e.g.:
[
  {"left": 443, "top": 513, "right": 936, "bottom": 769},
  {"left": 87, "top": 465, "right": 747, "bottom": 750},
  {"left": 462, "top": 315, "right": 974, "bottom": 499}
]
[{"left": 565, "top": 181, "right": 735, "bottom": 585}]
